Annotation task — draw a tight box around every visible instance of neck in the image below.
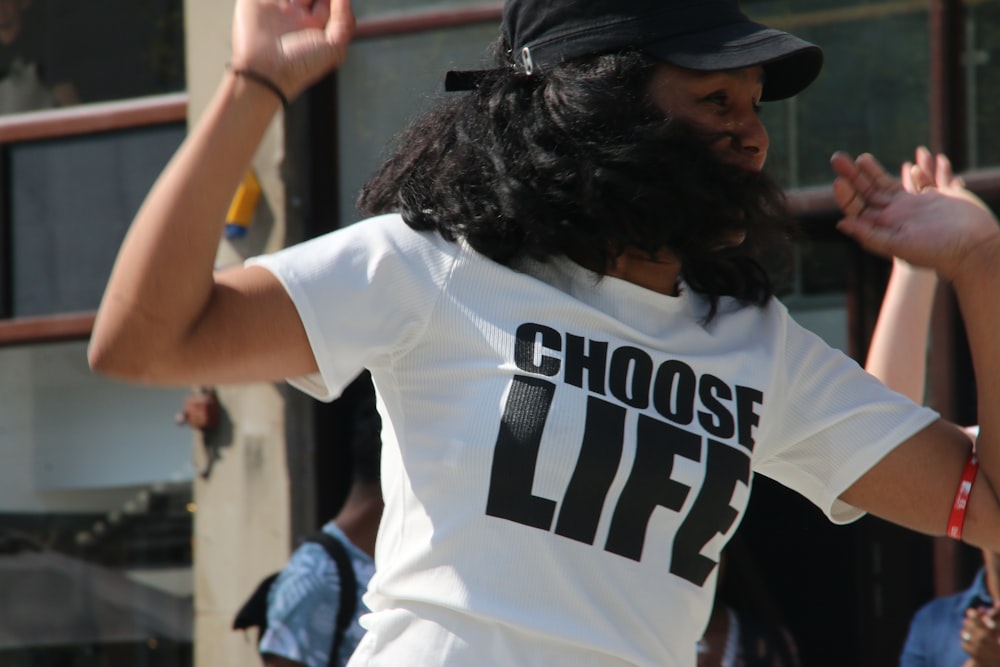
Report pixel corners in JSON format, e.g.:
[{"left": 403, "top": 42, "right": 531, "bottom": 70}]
[
  {"left": 604, "top": 248, "right": 682, "bottom": 296},
  {"left": 333, "top": 485, "right": 383, "bottom": 557}
]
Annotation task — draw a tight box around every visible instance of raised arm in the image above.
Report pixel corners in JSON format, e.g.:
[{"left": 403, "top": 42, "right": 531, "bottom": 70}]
[
  {"left": 863, "top": 148, "right": 951, "bottom": 402},
  {"left": 832, "top": 148, "right": 1000, "bottom": 552},
  {"left": 88, "top": 0, "right": 355, "bottom": 386},
  {"left": 864, "top": 259, "right": 937, "bottom": 403}
]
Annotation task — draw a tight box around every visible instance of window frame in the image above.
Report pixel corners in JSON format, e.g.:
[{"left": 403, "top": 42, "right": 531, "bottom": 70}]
[{"left": 0, "top": 93, "right": 186, "bottom": 347}]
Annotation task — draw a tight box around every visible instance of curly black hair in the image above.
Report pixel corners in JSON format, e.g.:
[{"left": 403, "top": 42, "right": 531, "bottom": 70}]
[{"left": 358, "top": 41, "right": 797, "bottom": 320}]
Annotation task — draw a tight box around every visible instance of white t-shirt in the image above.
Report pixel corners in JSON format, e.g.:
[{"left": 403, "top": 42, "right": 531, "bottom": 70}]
[{"left": 248, "top": 213, "right": 938, "bottom": 667}]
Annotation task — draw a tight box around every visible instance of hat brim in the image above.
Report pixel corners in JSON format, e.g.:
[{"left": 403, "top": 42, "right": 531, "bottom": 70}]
[{"left": 644, "top": 23, "right": 823, "bottom": 101}]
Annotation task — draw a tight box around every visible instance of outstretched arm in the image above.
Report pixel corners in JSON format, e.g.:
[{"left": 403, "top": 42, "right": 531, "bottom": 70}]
[
  {"left": 88, "top": 0, "right": 355, "bottom": 387},
  {"left": 832, "top": 148, "right": 1000, "bottom": 552}
]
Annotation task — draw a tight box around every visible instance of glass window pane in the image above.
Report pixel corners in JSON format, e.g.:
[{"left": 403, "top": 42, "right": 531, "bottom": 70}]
[
  {"left": 799, "top": 237, "right": 850, "bottom": 295},
  {"left": 338, "top": 23, "right": 499, "bottom": 224},
  {"left": 967, "top": 0, "right": 1000, "bottom": 168},
  {"left": 0, "top": 0, "right": 185, "bottom": 114},
  {"left": 747, "top": 2, "right": 930, "bottom": 188},
  {"left": 10, "top": 123, "right": 186, "bottom": 317},
  {"left": 0, "top": 341, "right": 193, "bottom": 663}
]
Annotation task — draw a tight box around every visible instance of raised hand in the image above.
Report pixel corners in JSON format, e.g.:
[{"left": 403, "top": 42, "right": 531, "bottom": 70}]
[
  {"left": 830, "top": 149, "right": 1000, "bottom": 281},
  {"left": 231, "top": 0, "right": 355, "bottom": 102}
]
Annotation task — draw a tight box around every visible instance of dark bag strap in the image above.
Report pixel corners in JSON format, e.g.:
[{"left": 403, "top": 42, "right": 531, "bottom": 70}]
[{"left": 307, "top": 530, "right": 358, "bottom": 667}]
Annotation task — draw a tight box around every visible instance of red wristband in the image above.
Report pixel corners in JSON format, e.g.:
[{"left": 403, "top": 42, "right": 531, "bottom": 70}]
[{"left": 946, "top": 451, "right": 978, "bottom": 540}]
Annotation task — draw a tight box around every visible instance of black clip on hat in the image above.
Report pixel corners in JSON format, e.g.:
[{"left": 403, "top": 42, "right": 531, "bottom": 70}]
[{"left": 445, "top": 0, "right": 823, "bottom": 102}]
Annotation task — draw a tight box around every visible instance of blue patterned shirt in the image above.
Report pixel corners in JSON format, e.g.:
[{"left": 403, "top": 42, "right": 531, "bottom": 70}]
[
  {"left": 899, "top": 568, "right": 993, "bottom": 667},
  {"left": 259, "top": 523, "right": 375, "bottom": 667}
]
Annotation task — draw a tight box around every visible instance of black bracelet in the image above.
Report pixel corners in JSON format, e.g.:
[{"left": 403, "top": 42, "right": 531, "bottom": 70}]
[{"left": 228, "top": 65, "right": 289, "bottom": 109}]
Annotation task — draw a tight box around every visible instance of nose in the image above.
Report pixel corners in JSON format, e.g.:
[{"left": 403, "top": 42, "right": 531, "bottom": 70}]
[{"left": 730, "top": 112, "right": 768, "bottom": 168}]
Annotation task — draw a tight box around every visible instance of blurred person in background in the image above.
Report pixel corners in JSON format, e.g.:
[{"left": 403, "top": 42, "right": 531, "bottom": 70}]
[
  {"left": 696, "top": 535, "right": 801, "bottom": 667},
  {"left": 0, "top": 0, "right": 78, "bottom": 113},
  {"left": 259, "top": 372, "right": 383, "bottom": 667}
]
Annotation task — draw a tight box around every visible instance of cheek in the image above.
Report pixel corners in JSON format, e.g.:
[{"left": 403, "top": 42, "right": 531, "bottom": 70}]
[
  {"left": 707, "top": 134, "right": 734, "bottom": 155},
  {"left": 672, "top": 107, "right": 720, "bottom": 132}
]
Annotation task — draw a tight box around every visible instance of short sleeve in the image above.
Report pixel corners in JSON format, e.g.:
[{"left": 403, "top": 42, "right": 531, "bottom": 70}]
[
  {"left": 754, "top": 307, "right": 939, "bottom": 523},
  {"left": 247, "top": 214, "right": 460, "bottom": 401},
  {"left": 260, "top": 543, "right": 342, "bottom": 667}
]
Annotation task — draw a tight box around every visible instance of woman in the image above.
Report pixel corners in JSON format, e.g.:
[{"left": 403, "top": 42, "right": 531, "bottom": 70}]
[{"left": 89, "top": 0, "right": 1000, "bottom": 665}]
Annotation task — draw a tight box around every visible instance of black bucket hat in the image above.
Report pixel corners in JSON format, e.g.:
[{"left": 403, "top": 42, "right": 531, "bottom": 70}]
[{"left": 447, "top": 0, "right": 823, "bottom": 101}]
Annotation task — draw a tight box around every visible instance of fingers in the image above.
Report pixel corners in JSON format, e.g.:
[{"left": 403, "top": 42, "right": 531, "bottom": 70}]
[
  {"left": 962, "top": 610, "right": 980, "bottom": 647},
  {"left": 831, "top": 152, "right": 869, "bottom": 218},
  {"left": 903, "top": 146, "right": 934, "bottom": 194},
  {"left": 833, "top": 147, "right": 968, "bottom": 220},
  {"left": 854, "top": 153, "right": 899, "bottom": 205},
  {"left": 832, "top": 147, "right": 1000, "bottom": 275},
  {"left": 915, "top": 146, "right": 934, "bottom": 184},
  {"left": 961, "top": 607, "right": 1000, "bottom": 656},
  {"left": 909, "top": 146, "right": 965, "bottom": 193},
  {"left": 917, "top": 148, "right": 962, "bottom": 190},
  {"left": 982, "top": 605, "right": 1000, "bottom": 634},
  {"left": 912, "top": 146, "right": 952, "bottom": 192},
  {"left": 832, "top": 151, "right": 909, "bottom": 257},
  {"left": 831, "top": 151, "right": 900, "bottom": 219},
  {"left": 935, "top": 151, "right": 953, "bottom": 187},
  {"left": 241, "top": 0, "right": 354, "bottom": 96},
  {"left": 937, "top": 153, "right": 968, "bottom": 191},
  {"left": 832, "top": 176, "right": 864, "bottom": 218},
  {"left": 324, "top": 0, "right": 356, "bottom": 44},
  {"left": 901, "top": 161, "right": 916, "bottom": 192}
]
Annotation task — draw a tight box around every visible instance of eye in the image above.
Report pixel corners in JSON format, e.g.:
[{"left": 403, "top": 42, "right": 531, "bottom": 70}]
[{"left": 703, "top": 92, "right": 728, "bottom": 107}]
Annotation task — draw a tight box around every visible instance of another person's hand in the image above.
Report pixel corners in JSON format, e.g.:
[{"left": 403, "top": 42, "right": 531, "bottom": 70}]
[
  {"left": 961, "top": 605, "right": 1000, "bottom": 666},
  {"left": 830, "top": 148, "right": 999, "bottom": 282},
  {"left": 231, "top": 0, "right": 355, "bottom": 102},
  {"left": 901, "top": 146, "right": 965, "bottom": 195}
]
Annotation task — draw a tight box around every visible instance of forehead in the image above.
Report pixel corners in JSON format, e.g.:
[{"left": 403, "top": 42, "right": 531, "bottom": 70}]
[{"left": 650, "top": 63, "right": 765, "bottom": 91}]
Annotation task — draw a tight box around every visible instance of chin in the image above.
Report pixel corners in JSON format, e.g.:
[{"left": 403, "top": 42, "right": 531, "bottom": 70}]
[{"left": 712, "top": 231, "right": 747, "bottom": 251}]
